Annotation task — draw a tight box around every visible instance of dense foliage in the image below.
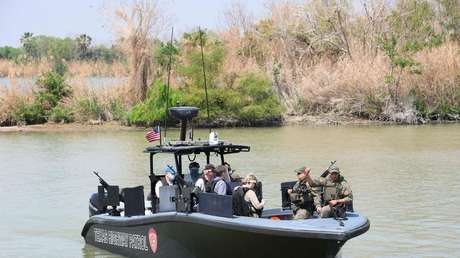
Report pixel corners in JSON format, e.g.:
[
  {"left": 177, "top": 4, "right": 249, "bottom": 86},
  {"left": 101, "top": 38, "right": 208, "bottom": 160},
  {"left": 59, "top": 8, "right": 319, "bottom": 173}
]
[{"left": 0, "top": 33, "right": 122, "bottom": 63}]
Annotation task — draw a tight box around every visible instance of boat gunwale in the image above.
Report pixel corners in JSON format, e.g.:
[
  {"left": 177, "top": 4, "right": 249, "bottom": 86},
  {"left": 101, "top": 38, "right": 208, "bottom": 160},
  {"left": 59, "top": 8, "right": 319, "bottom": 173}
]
[{"left": 82, "top": 211, "right": 370, "bottom": 242}]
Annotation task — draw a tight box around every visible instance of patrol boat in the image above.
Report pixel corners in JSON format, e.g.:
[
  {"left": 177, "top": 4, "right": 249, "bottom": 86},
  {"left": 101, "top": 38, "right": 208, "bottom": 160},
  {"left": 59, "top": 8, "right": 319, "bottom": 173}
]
[{"left": 81, "top": 106, "right": 370, "bottom": 258}]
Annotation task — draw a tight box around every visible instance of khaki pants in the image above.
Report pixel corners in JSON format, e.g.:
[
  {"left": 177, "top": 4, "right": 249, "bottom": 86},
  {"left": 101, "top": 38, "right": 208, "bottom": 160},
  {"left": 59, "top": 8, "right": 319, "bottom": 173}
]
[
  {"left": 320, "top": 205, "right": 333, "bottom": 218},
  {"left": 293, "top": 209, "right": 312, "bottom": 220}
]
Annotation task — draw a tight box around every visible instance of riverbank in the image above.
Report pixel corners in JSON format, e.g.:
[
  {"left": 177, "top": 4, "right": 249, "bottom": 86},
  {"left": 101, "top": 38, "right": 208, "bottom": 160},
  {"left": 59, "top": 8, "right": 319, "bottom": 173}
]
[
  {"left": 0, "top": 121, "right": 137, "bottom": 132},
  {"left": 1, "top": 114, "right": 459, "bottom": 133}
]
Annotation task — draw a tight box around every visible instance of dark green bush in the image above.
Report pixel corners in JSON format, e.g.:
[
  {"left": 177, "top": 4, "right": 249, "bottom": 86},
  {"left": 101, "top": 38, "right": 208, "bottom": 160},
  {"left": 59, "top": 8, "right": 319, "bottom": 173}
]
[
  {"left": 35, "top": 71, "right": 72, "bottom": 109},
  {"left": 128, "top": 80, "right": 182, "bottom": 125},
  {"left": 50, "top": 104, "right": 74, "bottom": 123},
  {"left": 128, "top": 72, "right": 283, "bottom": 126},
  {"left": 11, "top": 100, "right": 46, "bottom": 125}
]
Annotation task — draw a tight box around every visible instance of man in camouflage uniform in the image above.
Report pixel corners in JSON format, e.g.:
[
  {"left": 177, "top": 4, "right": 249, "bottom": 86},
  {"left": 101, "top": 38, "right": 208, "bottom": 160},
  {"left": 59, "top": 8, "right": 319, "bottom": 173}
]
[
  {"left": 287, "top": 167, "right": 321, "bottom": 220},
  {"left": 304, "top": 165, "right": 353, "bottom": 218}
]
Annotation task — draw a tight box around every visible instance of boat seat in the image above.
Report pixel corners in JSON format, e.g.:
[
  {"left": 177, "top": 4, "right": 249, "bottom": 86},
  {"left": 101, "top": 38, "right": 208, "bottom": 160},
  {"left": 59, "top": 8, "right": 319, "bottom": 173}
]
[
  {"left": 280, "top": 181, "right": 296, "bottom": 209},
  {"left": 198, "top": 192, "right": 233, "bottom": 218},
  {"left": 229, "top": 181, "right": 241, "bottom": 191},
  {"left": 121, "top": 186, "right": 145, "bottom": 217}
]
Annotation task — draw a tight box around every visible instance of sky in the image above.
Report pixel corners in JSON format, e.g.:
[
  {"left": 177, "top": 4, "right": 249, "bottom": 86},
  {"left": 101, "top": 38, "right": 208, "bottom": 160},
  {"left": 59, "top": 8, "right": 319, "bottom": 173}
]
[{"left": 0, "top": 0, "right": 267, "bottom": 47}]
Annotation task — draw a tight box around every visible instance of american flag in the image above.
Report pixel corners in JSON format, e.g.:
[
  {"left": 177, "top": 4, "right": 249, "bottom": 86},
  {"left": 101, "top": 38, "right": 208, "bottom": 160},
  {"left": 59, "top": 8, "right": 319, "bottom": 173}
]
[{"left": 145, "top": 126, "right": 160, "bottom": 142}]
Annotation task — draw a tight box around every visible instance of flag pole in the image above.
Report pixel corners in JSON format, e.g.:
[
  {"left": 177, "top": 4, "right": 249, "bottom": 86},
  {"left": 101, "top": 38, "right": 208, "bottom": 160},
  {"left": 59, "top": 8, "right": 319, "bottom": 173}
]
[{"left": 158, "top": 125, "right": 162, "bottom": 146}]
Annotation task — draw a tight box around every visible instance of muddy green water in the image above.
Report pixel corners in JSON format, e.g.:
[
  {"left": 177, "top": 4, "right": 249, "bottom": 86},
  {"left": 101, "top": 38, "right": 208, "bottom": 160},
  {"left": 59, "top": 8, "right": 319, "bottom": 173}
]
[{"left": 1, "top": 124, "right": 459, "bottom": 258}]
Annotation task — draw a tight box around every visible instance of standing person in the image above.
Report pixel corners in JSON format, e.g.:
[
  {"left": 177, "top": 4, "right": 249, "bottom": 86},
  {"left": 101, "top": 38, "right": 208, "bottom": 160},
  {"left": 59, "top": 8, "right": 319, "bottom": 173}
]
[
  {"left": 304, "top": 165, "right": 353, "bottom": 218},
  {"left": 155, "top": 165, "right": 176, "bottom": 198},
  {"left": 194, "top": 164, "right": 215, "bottom": 193},
  {"left": 287, "top": 167, "right": 321, "bottom": 220},
  {"left": 211, "top": 165, "right": 230, "bottom": 195},
  {"left": 232, "top": 174, "right": 265, "bottom": 217}
]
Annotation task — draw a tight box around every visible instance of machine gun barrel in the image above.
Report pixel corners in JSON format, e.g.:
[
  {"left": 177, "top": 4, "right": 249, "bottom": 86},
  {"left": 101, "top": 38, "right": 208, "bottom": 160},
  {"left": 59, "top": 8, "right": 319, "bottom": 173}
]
[
  {"left": 320, "top": 160, "right": 337, "bottom": 178},
  {"left": 93, "top": 171, "right": 110, "bottom": 189}
]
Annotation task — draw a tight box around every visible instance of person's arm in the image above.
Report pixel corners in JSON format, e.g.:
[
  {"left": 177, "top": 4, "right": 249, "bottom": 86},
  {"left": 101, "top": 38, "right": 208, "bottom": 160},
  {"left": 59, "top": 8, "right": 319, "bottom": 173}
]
[
  {"left": 246, "top": 190, "right": 265, "bottom": 210},
  {"left": 155, "top": 181, "right": 163, "bottom": 198},
  {"left": 305, "top": 167, "right": 325, "bottom": 187},
  {"left": 339, "top": 182, "right": 353, "bottom": 204},
  {"left": 214, "top": 180, "right": 227, "bottom": 195},
  {"left": 194, "top": 178, "right": 205, "bottom": 192},
  {"left": 311, "top": 187, "right": 321, "bottom": 211}
]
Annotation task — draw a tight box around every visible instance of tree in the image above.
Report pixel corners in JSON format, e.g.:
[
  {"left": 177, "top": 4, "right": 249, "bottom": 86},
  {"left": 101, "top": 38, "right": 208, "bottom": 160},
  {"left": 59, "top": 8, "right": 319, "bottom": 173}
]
[
  {"left": 20, "top": 32, "right": 39, "bottom": 59},
  {"left": 76, "top": 34, "right": 92, "bottom": 60},
  {"left": 114, "top": 0, "right": 164, "bottom": 102}
]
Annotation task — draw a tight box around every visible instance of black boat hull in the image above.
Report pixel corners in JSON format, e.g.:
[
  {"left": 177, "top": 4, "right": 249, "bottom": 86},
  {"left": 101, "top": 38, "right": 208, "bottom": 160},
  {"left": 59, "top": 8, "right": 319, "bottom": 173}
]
[{"left": 82, "top": 212, "right": 370, "bottom": 258}]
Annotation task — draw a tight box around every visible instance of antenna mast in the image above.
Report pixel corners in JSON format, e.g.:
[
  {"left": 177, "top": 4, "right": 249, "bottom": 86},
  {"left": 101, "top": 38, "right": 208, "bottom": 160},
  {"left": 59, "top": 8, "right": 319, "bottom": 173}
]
[
  {"left": 198, "top": 27, "right": 211, "bottom": 133},
  {"left": 163, "top": 27, "right": 174, "bottom": 140}
]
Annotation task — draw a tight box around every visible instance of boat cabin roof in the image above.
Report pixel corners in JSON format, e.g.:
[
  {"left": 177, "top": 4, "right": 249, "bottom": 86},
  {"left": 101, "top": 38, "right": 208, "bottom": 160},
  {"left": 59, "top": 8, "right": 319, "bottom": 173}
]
[
  {"left": 144, "top": 141, "right": 250, "bottom": 176},
  {"left": 144, "top": 141, "right": 250, "bottom": 156}
]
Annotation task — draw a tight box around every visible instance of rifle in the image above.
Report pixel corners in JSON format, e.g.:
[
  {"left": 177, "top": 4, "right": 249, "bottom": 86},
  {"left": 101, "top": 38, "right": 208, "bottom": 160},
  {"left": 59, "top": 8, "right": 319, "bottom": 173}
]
[
  {"left": 320, "top": 161, "right": 337, "bottom": 178},
  {"left": 93, "top": 171, "right": 110, "bottom": 189}
]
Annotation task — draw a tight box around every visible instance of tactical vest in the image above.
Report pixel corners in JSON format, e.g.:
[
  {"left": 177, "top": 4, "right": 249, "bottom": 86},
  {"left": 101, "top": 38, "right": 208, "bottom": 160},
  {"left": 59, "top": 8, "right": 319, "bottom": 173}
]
[
  {"left": 232, "top": 187, "right": 251, "bottom": 216},
  {"left": 291, "top": 181, "right": 313, "bottom": 211},
  {"left": 323, "top": 179, "right": 345, "bottom": 202}
]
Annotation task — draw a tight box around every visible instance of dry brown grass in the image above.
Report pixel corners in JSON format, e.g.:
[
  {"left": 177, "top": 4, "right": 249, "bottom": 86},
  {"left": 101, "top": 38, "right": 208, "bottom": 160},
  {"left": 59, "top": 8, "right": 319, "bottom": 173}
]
[
  {"left": 409, "top": 42, "right": 460, "bottom": 108},
  {"left": 0, "top": 59, "right": 128, "bottom": 78},
  {"left": 217, "top": 0, "right": 460, "bottom": 121},
  {"left": 0, "top": 78, "right": 34, "bottom": 125},
  {"left": 298, "top": 52, "right": 389, "bottom": 113},
  {"left": 0, "top": 60, "right": 51, "bottom": 77}
]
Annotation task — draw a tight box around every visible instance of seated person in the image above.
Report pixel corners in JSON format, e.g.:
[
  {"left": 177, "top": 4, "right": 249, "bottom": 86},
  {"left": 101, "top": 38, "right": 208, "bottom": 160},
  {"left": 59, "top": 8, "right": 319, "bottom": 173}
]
[
  {"left": 288, "top": 167, "right": 320, "bottom": 220},
  {"left": 211, "top": 165, "right": 231, "bottom": 195},
  {"left": 304, "top": 165, "right": 352, "bottom": 219},
  {"left": 194, "top": 164, "right": 215, "bottom": 193},
  {"left": 232, "top": 174, "right": 265, "bottom": 217},
  {"left": 189, "top": 162, "right": 200, "bottom": 183},
  {"left": 155, "top": 165, "right": 176, "bottom": 198}
]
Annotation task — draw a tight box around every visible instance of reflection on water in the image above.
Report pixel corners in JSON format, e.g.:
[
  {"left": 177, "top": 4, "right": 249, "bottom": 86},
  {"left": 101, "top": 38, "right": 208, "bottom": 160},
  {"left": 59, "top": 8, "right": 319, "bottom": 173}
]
[{"left": 0, "top": 124, "right": 459, "bottom": 257}]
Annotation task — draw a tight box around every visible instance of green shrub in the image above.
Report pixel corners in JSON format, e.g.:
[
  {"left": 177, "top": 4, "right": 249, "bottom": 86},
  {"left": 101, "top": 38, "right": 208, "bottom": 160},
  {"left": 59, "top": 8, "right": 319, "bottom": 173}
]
[
  {"left": 74, "top": 97, "right": 103, "bottom": 121},
  {"left": 50, "top": 104, "right": 74, "bottom": 123},
  {"left": 11, "top": 100, "right": 46, "bottom": 125},
  {"left": 35, "top": 71, "right": 72, "bottom": 111},
  {"left": 128, "top": 80, "right": 182, "bottom": 125},
  {"left": 109, "top": 99, "right": 128, "bottom": 121},
  {"left": 234, "top": 73, "right": 283, "bottom": 121}
]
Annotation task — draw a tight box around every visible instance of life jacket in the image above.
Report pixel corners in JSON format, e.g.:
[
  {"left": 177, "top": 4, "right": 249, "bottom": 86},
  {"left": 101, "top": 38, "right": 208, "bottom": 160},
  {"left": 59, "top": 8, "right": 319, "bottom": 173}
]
[
  {"left": 232, "top": 187, "right": 251, "bottom": 216},
  {"left": 210, "top": 178, "right": 233, "bottom": 195}
]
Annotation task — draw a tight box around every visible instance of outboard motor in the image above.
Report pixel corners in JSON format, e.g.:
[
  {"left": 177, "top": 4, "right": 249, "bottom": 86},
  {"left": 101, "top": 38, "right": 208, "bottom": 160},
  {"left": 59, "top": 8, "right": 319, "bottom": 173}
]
[{"left": 88, "top": 185, "right": 120, "bottom": 217}]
